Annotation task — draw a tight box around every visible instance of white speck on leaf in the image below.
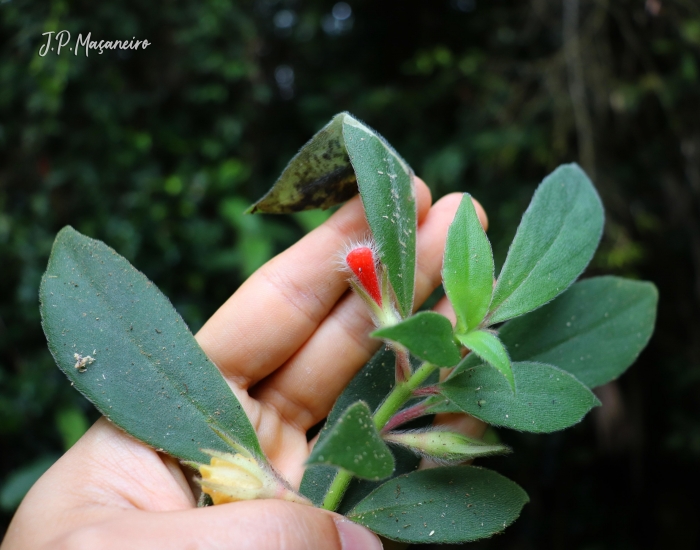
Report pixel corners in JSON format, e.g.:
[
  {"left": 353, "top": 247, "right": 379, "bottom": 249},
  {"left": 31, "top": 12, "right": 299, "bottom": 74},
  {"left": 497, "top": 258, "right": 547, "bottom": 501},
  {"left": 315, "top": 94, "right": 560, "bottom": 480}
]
[{"left": 74, "top": 353, "right": 95, "bottom": 372}]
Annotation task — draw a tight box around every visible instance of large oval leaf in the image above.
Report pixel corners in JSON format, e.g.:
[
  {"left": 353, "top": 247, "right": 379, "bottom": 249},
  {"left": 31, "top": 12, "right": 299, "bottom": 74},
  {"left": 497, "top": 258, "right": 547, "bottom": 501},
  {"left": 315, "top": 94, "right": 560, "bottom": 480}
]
[
  {"left": 498, "top": 276, "right": 658, "bottom": 388},
  {"left": 347, "top": 466, "right": 528, "bottom": 543},
  {"left": 247, "top": 113, "right": 357, "bottom": 213},
  {"left": 487, "top": 164, "right": 604, "bottom": 324},
  {"left": 343, "top": 115, "right": 417, "bottom": 318},
  {"left": 40, "top": 227, "right": 262, "bottom": 463},
  {"left": 440, "top": 361, "right": 600, "bottom": 432},
  {"left": 443, "top": 193, "right": 494, "bottom": 333}
]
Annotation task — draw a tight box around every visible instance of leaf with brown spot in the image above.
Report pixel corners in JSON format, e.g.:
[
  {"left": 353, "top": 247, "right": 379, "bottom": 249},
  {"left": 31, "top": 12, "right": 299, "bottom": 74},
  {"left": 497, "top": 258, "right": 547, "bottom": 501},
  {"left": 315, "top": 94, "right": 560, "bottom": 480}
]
[{"left": 247, "top": 113, "right": 358, "bottom": 213}]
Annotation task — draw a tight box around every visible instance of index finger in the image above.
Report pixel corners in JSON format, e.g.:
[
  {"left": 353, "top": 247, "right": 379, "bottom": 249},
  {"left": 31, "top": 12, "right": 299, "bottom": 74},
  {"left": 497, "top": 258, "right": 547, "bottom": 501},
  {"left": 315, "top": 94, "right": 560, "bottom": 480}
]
[{"left": 196, "top": 178, "right": 433, "bottom": 388}]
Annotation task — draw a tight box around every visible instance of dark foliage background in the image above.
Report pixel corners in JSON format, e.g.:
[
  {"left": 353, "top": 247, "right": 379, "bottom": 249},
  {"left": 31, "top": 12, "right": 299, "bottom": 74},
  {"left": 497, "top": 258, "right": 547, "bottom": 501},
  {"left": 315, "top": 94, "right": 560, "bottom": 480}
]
[{"left": 1, "top": 0, "right": 699, "bottom": 547}]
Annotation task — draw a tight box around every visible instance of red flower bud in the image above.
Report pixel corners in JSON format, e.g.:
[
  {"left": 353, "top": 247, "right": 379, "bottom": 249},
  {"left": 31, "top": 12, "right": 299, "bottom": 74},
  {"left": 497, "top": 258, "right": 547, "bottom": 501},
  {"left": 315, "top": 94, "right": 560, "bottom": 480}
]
[{"left": 346, "top": 246, "right": 382, "bottom": 307}]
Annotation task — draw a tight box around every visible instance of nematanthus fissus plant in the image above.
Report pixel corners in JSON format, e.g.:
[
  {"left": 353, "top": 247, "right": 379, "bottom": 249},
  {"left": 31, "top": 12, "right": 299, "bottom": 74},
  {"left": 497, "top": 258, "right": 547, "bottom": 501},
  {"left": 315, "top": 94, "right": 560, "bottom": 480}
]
[{"left": 39, "top": 112, "right": 657, "bottom": 544}]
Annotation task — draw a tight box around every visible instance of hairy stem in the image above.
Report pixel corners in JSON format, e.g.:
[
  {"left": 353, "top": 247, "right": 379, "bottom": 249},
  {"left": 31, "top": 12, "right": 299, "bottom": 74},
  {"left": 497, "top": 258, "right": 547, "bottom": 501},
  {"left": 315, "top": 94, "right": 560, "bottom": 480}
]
[
  {"left": 381, "top": 401, "right": 430, "bottom": 434},
  {"left": 394, "top": 346, "right": 412, "bottom": 383},
  {"left": 321, "top": 469, "right": 354, "bottom": 511}
]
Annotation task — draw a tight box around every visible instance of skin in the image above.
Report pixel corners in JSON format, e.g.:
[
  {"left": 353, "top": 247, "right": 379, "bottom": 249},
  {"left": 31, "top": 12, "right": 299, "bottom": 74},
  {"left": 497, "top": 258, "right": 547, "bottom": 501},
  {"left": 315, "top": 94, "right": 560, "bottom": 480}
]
[{"left": 2, "top": 178, "right": 488, "bottom": 550}]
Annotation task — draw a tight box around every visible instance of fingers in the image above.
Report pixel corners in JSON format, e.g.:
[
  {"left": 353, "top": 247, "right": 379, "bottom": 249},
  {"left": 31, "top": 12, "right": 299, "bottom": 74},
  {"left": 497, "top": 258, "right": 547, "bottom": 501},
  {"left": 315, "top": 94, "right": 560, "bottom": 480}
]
[
  {"left": 48, "top": 502, "right": 382, "bottom": 550},
  {"left": 3, "top": 419, "right": 383, "bottom": 550},
  {"left": 196, "top": 178, "right": 432, "bottom": 388},
  {"left": 251, "top": 193, "right": 473, "bottom": 432},
  {"left": 2, "top": 419, "right": 196, "bottom": 549}
]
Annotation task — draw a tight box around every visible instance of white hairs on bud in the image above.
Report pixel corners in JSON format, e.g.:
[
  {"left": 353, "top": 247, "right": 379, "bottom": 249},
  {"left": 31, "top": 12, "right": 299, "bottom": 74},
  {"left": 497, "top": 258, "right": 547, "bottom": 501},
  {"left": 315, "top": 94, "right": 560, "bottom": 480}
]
[{"left": 335, "top": 235, "right": 381, "bottom": 274}]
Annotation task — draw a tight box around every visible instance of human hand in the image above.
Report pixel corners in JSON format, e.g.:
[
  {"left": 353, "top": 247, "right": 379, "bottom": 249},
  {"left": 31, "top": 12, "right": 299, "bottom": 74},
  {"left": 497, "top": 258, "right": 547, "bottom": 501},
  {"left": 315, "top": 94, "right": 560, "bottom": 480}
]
[{"left": 2, "top": 178, "right": 487, "bottom": 549}]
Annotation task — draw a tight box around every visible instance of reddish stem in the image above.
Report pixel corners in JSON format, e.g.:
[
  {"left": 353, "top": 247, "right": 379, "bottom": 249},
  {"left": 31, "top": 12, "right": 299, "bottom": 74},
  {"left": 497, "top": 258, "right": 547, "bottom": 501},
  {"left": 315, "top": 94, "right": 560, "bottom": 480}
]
[
  {"left": 394, "top": 347, "right": 412, "bottom": 383},
  {"left": 412, "top": 385, "right": 440, "bottom": 396},
  {"left": 382, "top": 402, "right": 430, "bottom": 433}
]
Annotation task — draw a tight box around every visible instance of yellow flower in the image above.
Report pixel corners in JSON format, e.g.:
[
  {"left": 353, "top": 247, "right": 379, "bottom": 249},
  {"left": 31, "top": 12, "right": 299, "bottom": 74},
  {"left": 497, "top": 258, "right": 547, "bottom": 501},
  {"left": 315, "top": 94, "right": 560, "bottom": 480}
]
[{"left": 194, "top": 449, "right": 310, "bottom": 506}]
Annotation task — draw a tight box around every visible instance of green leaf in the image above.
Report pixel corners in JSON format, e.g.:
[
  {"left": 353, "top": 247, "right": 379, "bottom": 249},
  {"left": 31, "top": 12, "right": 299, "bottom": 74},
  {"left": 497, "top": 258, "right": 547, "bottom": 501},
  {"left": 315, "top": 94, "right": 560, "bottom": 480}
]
[
  {"left": 247, "top": 113, "right": 358, "bottom": 213},
  {"left": 300, "top": 347, "right": 397, "bottom": 505},
  {"left": 423, "top": 396, "right": 463, "bottom": 415},
  {"left": 498, "top": 276, "right": 658, "bottom": 388},
  {"left": 307, "top": 401, "right": 395, "bottom": 481},
  {"left": 347, "top": 466, "right": 528, "bottom": 543},
  {"left": 449, "top": 349, "right": 483, "bottom": 377},
  {"left": 371, "top": 311, "right": 461, "bottom": 367},
  {"left": 337, "top": 445, "right": 425, "bottom": 515},
  {"left": 440, "top": 361, "right": 600, "bottom": 433},
  {"left": 40, "top": 227, "right": 263, "bottom": 463},
  {"left": 246, "top": 112, "right": 417, "bottom": 316},
  {"left": 443, "top": 193, "right": 494, "bottom": 332},
  {"left": 300, "top": 347, "right": 430, "bottom": 510},
  {"left": 457, "top": 330, "right": 514, "bottom": 392},
  {"left": 487, "top": 164, "right": 604, "bottom": 325},
  {"left": 342, "top": 115, "right": 417, "bottom": 318}
]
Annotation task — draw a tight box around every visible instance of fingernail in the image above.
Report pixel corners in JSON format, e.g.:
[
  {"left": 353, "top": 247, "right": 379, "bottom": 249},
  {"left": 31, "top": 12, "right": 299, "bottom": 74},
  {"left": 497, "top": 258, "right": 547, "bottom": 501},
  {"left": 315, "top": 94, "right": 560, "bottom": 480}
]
[{"left": 335, "top": 519, "right": 383, "bottom": 550}]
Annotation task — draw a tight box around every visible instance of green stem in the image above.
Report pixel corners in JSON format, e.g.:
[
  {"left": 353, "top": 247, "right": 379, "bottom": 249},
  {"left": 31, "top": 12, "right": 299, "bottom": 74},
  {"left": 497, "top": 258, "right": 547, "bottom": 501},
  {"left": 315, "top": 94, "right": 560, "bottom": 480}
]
[
  {"left": 321, "top": 469, "right": 354, "bottom": 511},
  {"left": 373, "top": 361, "right": 435, "bottom": 429},
  {"left": 320, "top": 361, "right": 437, "bottom": 511}
]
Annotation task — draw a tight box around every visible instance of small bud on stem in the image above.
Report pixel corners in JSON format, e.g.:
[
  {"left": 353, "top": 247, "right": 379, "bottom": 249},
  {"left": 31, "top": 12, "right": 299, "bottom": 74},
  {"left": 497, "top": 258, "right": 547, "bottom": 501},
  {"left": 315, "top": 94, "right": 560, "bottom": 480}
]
[
  {"left": 383, "top": 430, "right": 511, "bottom": 464},
  {"left": 346, "top": 246, "right": 383, "bottom": 307},
  {"left": 343, "top": 240, "right": 400, "bottom": 328}
]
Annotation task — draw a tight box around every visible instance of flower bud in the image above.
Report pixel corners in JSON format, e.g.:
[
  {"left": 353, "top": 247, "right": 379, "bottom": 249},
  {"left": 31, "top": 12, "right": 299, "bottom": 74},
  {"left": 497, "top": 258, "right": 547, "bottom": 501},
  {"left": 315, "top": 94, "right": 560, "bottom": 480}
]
[
  {"left": 383, "top": 430, "right": 510, "bottom": 464},
  {"left": 346, "top": 246, "right": 383, "bottom": 307},
  {"left": 191, "top": 449, "right": 311, "bottom": 506}
]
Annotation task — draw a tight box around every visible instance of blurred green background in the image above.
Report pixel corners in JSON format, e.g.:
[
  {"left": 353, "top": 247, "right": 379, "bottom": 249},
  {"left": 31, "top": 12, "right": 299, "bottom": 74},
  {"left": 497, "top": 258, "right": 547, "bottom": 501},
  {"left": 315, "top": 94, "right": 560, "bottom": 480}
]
[{"left": 1, "top": 0, "right": 699, "bottom": 547}]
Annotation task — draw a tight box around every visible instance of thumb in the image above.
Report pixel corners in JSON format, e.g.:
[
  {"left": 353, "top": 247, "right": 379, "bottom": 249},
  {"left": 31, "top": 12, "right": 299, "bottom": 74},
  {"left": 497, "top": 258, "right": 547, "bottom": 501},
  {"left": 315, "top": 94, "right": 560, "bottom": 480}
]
[{"left": 52, "top": 499, "right": 383, "bottom": 550}]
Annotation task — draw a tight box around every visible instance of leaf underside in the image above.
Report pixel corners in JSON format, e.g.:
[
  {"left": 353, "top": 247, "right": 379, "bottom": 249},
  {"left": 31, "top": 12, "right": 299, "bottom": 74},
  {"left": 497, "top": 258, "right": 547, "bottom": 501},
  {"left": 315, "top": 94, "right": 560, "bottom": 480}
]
[
  {"left": 40, "top": 227, "right": 262, "bottom": 463},
  {"left": 247, "top": 113, "right": 358, "bottom": 213},
  {"left": 247, "top": 112, "right": 418, "bottom": 318}
]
